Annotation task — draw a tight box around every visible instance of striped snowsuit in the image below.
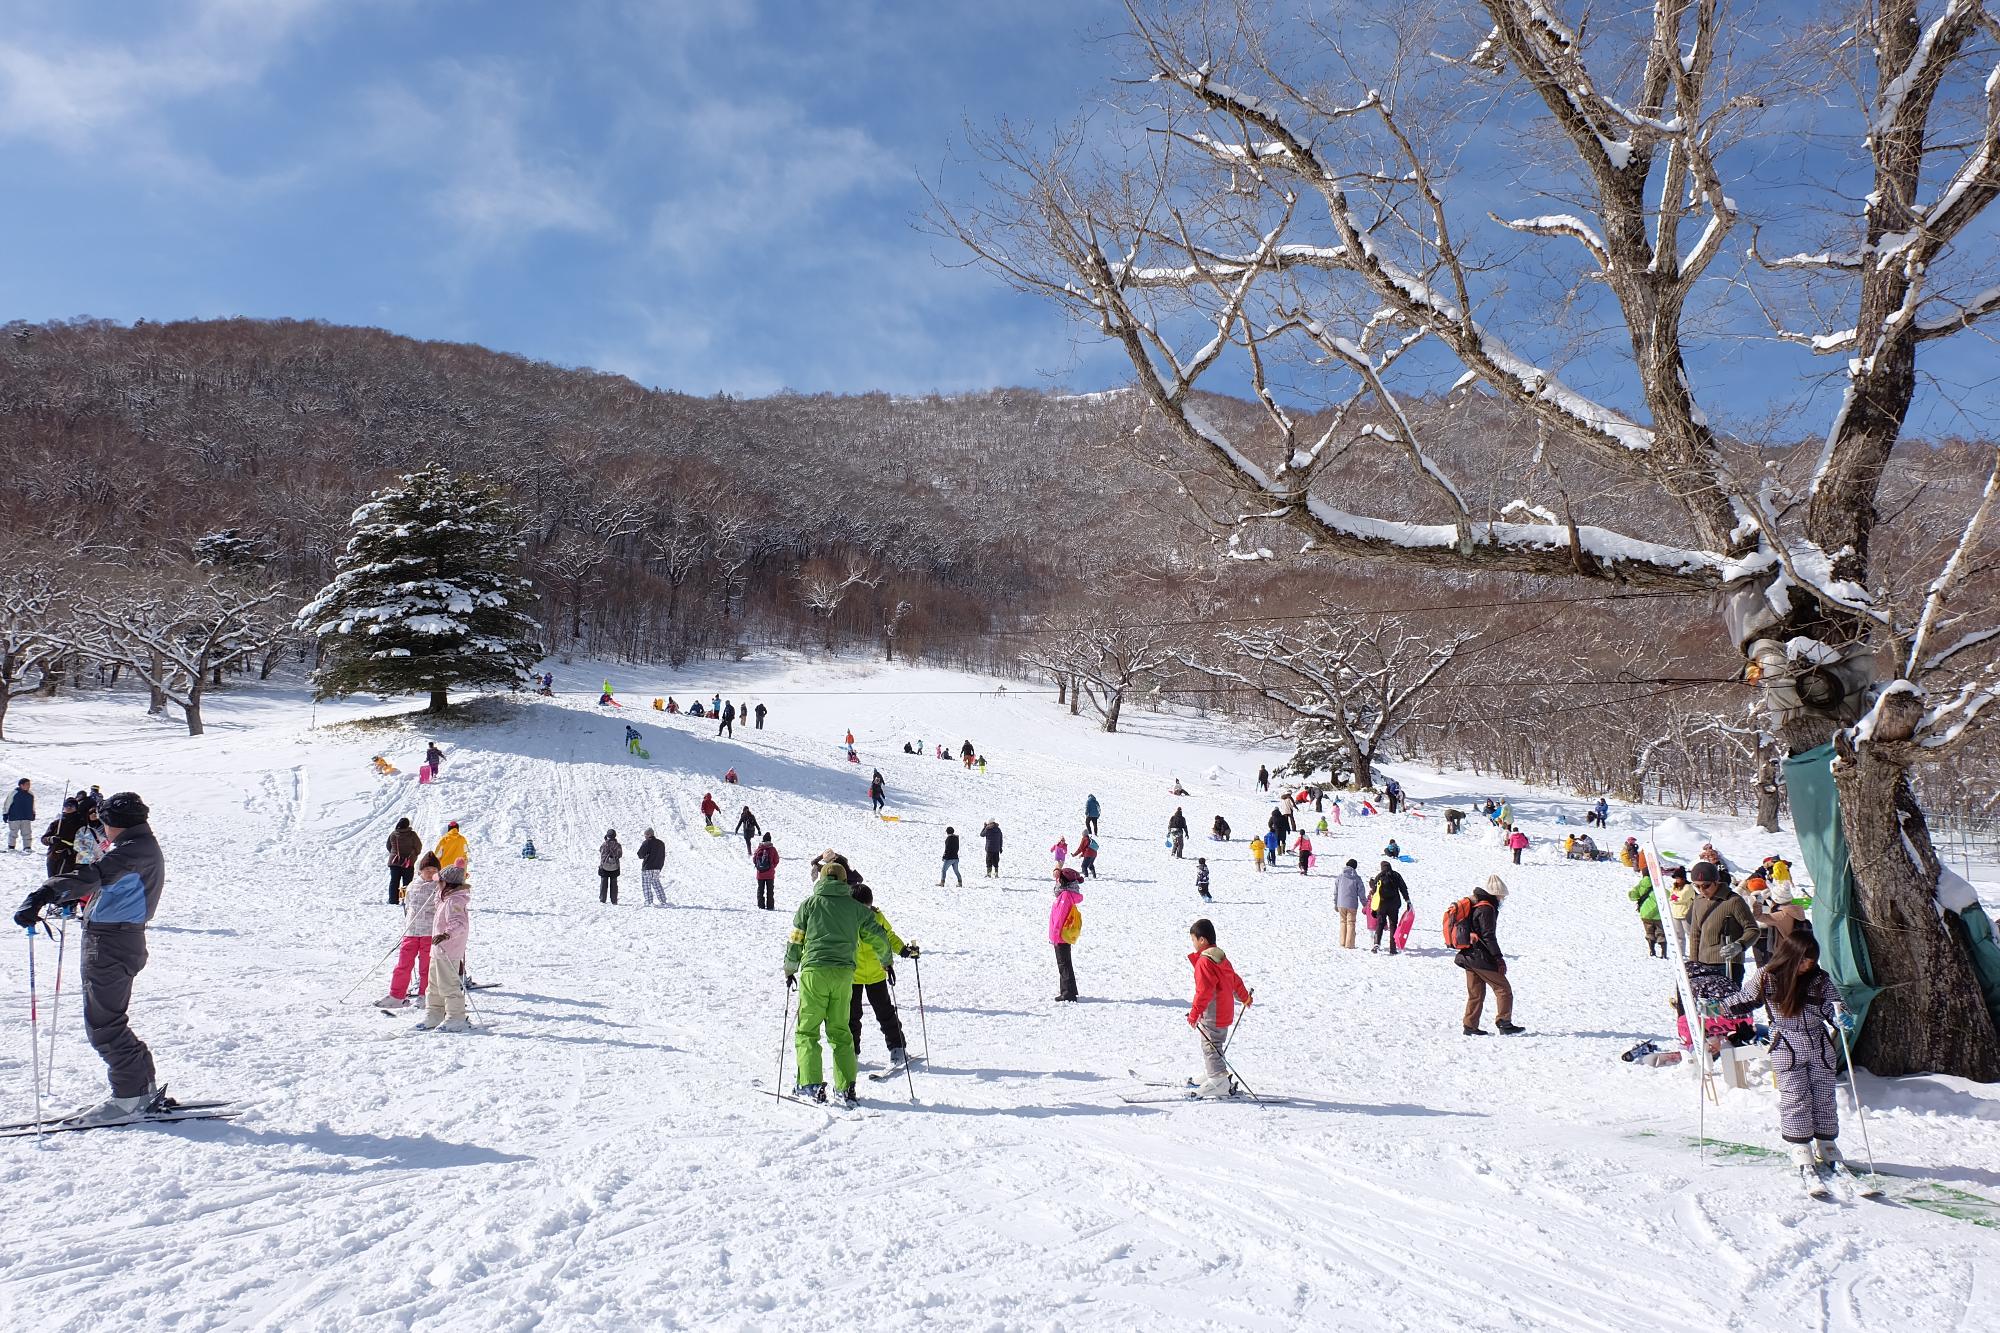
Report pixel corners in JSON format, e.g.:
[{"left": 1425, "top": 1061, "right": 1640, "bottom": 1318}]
[{"left": 1728, "top": 970, "right": 1843, "bottom": 1143}]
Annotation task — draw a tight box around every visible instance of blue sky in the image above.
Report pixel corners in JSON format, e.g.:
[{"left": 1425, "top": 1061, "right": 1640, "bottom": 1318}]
[
  {"left": 0, "top": 0, "right": 1992, "bottom": 439},
  {"left": 0, "top": 0, "right": 1133, "bottom": 396}
]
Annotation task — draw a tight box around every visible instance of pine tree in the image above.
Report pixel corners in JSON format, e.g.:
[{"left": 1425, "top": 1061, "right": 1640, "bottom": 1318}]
[{"left": 295, "top": 465, "right": 541, "bottom": 713}]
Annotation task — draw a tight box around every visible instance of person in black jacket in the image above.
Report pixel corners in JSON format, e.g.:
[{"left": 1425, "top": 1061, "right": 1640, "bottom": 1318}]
[
  {"left": 734, "top": 805, "right": 760, "bottom": 854},
  {"left": 1368, "top": 860, "right": 1408, "bottom": 954},
  {"left": 753, "top": 702, "right": 767, "bottom": 730},
  {"left": 1211, "top": 814, "right": 1231, "bottom": 842},
  {"left": 15, "top": 791, "right": 167, "bottom": 1124},
  {"left": 1256, "top": 765, "right": 1269, "bottom": 792},
  {"left": 719, "top": 702, "right": 736, "bottom": 737},
  {"left": 48, "top": 797, "right": 89, "bottom": 877},
  {"left": 940, "top": 827, "right": 962, "bottom": 886},
  {"left": 1167, "top": 807, "right": 1189, "bottom": 859},
  {"left": 1457, "top": 876, "right": 1523, "bottom": 1035},
  {"left": 637, "top": 828, "right": 668, "bottom": 907},
  {"left": 980, "top": 819, "right": 1004, "bottom": 877}
]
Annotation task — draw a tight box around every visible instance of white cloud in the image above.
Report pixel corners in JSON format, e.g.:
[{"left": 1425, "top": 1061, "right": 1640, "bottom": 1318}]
[
  {"left": 356, "top": 63, "right": 614, "bottom": 243},
  {"left": 0, "top": 0, "right": 331, "bottom": 148}
]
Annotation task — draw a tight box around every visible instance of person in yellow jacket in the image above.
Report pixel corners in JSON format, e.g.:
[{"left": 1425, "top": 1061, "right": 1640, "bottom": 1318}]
[
  {"left": 434, "top": 820, "right": 468, "bottom": 868},
  {"left": 848, "top": 884, "right": 917, "bottom": 1070}
]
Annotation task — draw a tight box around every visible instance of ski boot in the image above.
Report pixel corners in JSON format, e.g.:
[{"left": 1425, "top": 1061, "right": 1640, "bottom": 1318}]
[
  {"left": 373, "top": 995, "right": 410, "bottom": 1010},
  {"left": 1816, "top": 1140, "right": 1883, "bottom": 1197},
  {"left": 70, "top": 1084, "right": 165, "bottom": 1128},
  {"left": 791, "top": 1082, "right": 827, "bottom": 1104},
  {"left": 1792, "top": 1143, "right": 1831, "bottom": 1199},
  {"left": 837, "top": 1085, "right": 860, "bottom": 1109},
  {"left": 1193, "top": 1074, "right": 1236, "bottom": 1100}
]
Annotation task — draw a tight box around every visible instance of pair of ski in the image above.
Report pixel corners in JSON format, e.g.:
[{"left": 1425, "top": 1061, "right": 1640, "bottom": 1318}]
[
  {"left": 1119, "top": 1075, "right": 1301, "bottom": 1106},
  {"left": 761, "top": 1089, "right": 880, "bottom": 1119},
  {"left": 0, "top": 1090, "right": 239, "bottom": 1139},
  {"left": 1801, "top": 1158, "right": 1884, "bottom": 1203}
]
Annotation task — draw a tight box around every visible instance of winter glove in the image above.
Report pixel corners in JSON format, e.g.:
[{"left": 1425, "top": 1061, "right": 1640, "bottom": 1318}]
[
  {"left": 886, "top": 965, "right": 897, "bottom": 986},
  {"left": 785, "top": 973, "right": 797, "bottom": 991},
  {"left": 1718, "top": 941, "right": 1745, "bottom": 961},
  {"left": 899, "top": 943, "right": 920, "bottom": 959},
  {"left": 1835, "top": 1010, "right": 1857, "bottom": 1034},
  {"left": 1186, "top": 1013, "right": 1198, "bottom": 1027},
  {"left": 13, "top": 885, "right": 57, "bottom": 929}
]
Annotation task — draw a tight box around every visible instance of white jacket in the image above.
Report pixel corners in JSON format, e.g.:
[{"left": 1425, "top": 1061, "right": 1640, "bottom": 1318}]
[{"left": 403, "top": 874, "right": 440, "bottom": 937}]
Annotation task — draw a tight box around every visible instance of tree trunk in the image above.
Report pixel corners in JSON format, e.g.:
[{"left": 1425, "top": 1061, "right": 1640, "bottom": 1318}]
[
  {"left": 0, "top": 689, "right": 10, "bottom": 741},
  {"left": 1755, "top": 739, "right": 1782, "bottom": 835},
  {"left": 428, "top": 688, "right": 449, "bottom": 714},
  {"left": 1068, "top": 674, "right": 1080, "bottom": 716},
  {"left": 1835, "top": 737, "right": 2000, "bottom": 1080},
  {"left": 1348, "top": 748, "right": 1373, "bottom": 791},
  {"left": 182, "top": 684, "right": 204, "bottom": 737},
  {"left": 1100, "top": 689, "right": 1123, "bottom": 733}
]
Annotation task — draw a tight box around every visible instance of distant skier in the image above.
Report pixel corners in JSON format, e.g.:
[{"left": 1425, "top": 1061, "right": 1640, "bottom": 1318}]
[
  {"left": 1083, "top": 793, "right": 1101, "bottom": 835},
  {"left": 1368, "top": 860, "right": 1407, "bottom": 954},
  {"left": 13, "top": 792, "right": 168, "bottom": 1124},
  {"left": 754, "top": 702, "right": 767, "bottom": 730},
  {"left": 848, "top": 883, "right": 919, "bottom": 1072},
  {"left": 981, "top": 819, "right": 1004, "bottom": 877},
  {"left": 7, "top": 777, "right": 36, "bottom": 851},
  {"left": 939, "top": 827, "right": 962, "bottom": 887},
  {"left": 784, "top": 853, "right": 894, "bottom": 1106},
  {"left": 718, "top": 702, "right": 735, "bottom": 737},
  {"left": 734, "top": 805, "right": 760, "bottom": 854},
  {"left": 1187, "top": 918, "right": 1252, "bottom": 1098},
  {"left": 598, "top": 829, "right": 623, "bottom": 904},
  {"left": 753, "top": 834, "right": 780, "bottom": 910},
  {"left": 1049, "top": 868, "right": 1083, "bottom": 1002},
  {"left": 638, "top": 828, "right": 668, "bottom": 907},
  {"left": 1334, "top": 859, "right": 1365, "bottom": 948},
  {"left": 869, "top": 771, "right": 886, "bottom": 813},
  {"left": 386, "top": 816, "right": 422, "bottom": 905}
]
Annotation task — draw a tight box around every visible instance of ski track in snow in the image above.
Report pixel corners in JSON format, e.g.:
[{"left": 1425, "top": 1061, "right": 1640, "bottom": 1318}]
[{"left": 1, "top": 659, "right": 1998, "bottom": 1331}]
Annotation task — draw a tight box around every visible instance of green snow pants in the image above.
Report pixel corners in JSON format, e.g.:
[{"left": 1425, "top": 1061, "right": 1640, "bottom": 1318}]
[{"left": 795, "top": 966, "right": 857, "bottom": 1091}]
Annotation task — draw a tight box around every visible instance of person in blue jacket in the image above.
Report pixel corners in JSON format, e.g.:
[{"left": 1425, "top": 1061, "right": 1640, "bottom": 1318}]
[
  {"left": 5, "top": 777, "right": 35, "bottom": 851},
  {"left": 1083, "top": 793, "right": 1101, "bottom": 835}
]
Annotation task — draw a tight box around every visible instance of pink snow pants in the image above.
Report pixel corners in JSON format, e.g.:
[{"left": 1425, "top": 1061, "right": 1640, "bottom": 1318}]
[{"left": 390, "top": 935, "right": 432, "bottom": 998}]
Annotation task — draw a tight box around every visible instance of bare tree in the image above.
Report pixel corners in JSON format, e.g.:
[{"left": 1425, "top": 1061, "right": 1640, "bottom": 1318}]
[
  {"left": 796, "top": 554, "right": 881, "bottom": 650},
  {"left": 945, "top": 1, "right": 2000, "bottom": 1079},
  {"left": 1026, "top": 611, "right": 1174, "bottom": 732},
  {"left": 1182, "top": 611, "right": 1475, "bottom": 788},
  {"left": 82, "top": 576, "right": 285, "bottom": 737},
  {"left": 0, "top": 570, "right": 63, "bottom": 741}
]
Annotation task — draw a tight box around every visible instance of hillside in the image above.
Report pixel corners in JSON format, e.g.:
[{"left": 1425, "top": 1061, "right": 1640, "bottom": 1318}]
[{"left": 1, "top": 661, "right": 1995, "bottom": 1330}]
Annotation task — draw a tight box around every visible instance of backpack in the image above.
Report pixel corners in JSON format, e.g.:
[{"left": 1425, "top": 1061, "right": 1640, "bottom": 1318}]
[
  {"left": 1441, "top": 897, "right": 1481, "bottom": 951},
  {"left": 1061, "top": 904, "right": 1082, "bottom": 944}
]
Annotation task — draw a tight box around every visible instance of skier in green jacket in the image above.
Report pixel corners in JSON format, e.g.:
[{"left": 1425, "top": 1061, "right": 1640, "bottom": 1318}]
[{"left": 784, "top": 853, "right": 893, "bottom": 1106}]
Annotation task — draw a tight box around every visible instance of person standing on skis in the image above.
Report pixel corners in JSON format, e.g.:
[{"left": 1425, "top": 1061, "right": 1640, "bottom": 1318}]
[
  {"left": 13, "top": 792, "right": 168, "bottom": 1125},
  {"left": 1187, "top": 919, "right": 1252, "bottom": 1098},
  {"left": 1724, "top": 931, "right": 1857, "bottom": 1192},
  {"left": 784, "top": 853, "right": 893, "bottom": 1106},
  {"left": 847, "top": 883, "right": 920, "bottom": 1073}
]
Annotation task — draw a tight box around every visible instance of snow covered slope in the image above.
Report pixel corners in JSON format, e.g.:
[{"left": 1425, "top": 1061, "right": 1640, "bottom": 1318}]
[{"left": 1, "top": 658, "right": 1997, "bottom": 1332}]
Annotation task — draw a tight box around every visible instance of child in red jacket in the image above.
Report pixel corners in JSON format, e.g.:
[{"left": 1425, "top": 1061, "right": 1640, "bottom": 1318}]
[{"left": 1187, "top": 919, "right": 1252, "bottom": 1098}]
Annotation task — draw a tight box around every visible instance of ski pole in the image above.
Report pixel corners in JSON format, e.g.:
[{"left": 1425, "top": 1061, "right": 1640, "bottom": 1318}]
[
  {"left": 44, "top": 916, "right": 67, "bottom": 1096},
  {"left": 913, "top": 954, "right": 930, "bottom": 1061},
  {"left": 25, "top": 926, "right": 45, "bottom": 1139},
  {"left": 1831, "top": 1017, "right": 1877, "bottom": 1176},
  {"left": 460, "top": 962, "right": 482, "bottom": 1028},
  {"left": 1198, "top": 1005, "right": 1260, "bottom": 1102},
  {"left": 774, "top": 982, "right": 793, "bottom": 1101},
  {"left": 338, "top": 934, "right": 406, "bottom": 1005}
]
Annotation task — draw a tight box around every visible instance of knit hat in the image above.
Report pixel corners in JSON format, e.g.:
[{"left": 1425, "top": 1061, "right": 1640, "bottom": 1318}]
[
  {"left": 820, "top": 861, "right": 848, "bottom": 882},
  {"left": 440, "top": 864, "right": 467, "bottom": 886},
  {"left": 100, "top": 792, "right": 150, "bottom": 828},
  {"left": 1484, "top": 874, "right": 1510, "bottom": 898},
  {"left": 447, "top": 820, "right": 460, "bottom": 830}
]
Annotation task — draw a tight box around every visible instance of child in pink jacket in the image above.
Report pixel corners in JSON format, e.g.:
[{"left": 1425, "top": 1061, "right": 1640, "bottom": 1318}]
[
  {"left": 1050, "top": 836, "right": 1069, "bottom": 868},
  {"left": 376, "top": 852, "right": 441, "bottom": 1009},
  {"left": 419, "top": 863, "right": 472, "bottom": 1032},
  {"left": 1507, "top": 829, "right": 1530, "bottom": 865},
  {"left": 1049, "top": 868, "right": 1083, "bottom": 1002}
]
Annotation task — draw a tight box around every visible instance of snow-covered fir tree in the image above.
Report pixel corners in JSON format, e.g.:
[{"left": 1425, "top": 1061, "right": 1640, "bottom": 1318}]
[{"left": 295, "top": 464, "right": 541, "bottom": 713}]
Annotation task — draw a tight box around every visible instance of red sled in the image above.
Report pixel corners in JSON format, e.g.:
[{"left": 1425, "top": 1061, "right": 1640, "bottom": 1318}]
[
  {"left": 418, "top": 765, "right": 434, "bottom": 785},
  {"left": 1394, "top": 906, "right": 1415, "bottom": 950},
  {"left": 1362, "top": 906, "right": 1379, "bottom": 933}
]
